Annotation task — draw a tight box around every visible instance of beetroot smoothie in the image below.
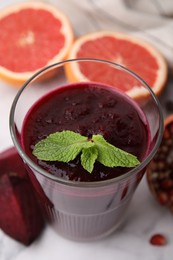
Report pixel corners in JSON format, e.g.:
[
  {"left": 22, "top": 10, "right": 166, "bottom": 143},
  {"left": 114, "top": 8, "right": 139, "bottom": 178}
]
[
  {"left": 20, "top": 81, "right": 151, "bottom": 240},
  {"left": 10, "top": 57, "right": 163, "bottom": 241},
  {"left": 21, "top": 82, "right": 149, "bottom": 181}
]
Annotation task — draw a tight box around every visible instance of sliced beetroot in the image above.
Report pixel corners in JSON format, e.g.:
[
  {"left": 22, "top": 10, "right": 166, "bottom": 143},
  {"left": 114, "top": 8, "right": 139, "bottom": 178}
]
[
  {"left": 0, "top": 147, "right": 44, "bottom": 245},
  {"left": 147, "top": 115, "right": 173, "bottom": 213}
]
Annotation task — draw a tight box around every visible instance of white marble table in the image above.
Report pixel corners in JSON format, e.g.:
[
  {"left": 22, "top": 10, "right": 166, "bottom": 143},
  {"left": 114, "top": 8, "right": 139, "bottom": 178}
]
[{"left": 0, "top": 0, "right": 173, "bottom": 259}]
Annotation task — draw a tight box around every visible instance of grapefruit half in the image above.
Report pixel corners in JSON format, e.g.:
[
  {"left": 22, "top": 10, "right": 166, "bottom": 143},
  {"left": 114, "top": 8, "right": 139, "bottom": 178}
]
[
  {"left": 0, "top": 1, "right": 74, "bottom": 86},
  {"left": 66, "top": 31, "right": 168, "bottom": 99}
]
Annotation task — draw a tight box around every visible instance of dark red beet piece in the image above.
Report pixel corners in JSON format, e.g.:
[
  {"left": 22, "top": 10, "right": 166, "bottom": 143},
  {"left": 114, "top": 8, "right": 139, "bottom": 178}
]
[{"left": 0, "top": 147, "right": 44, "bottom": 245}]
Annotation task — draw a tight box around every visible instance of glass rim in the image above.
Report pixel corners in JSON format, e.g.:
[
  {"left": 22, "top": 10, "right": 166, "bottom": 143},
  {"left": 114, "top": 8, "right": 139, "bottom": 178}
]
[{"left": 9, "top": 58, "right": 164, "bottom": 188}]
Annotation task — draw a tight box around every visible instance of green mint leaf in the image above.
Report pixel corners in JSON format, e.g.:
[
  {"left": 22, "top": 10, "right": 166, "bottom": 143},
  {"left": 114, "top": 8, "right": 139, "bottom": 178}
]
[
  {"left": 33, "top": 130, "right": 90, "bottom": 162},
  {"left": 33, "top": 130, "right": 140, "bottom": 174},
  {"left": 81, "top": 146, "right": 98, "bottom": 173},
  {"left": 92, "top": 134, "right": 140, "bottom": 168}
]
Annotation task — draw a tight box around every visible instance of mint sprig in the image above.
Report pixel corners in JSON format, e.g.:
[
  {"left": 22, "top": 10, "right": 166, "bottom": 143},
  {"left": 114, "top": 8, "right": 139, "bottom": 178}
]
[{"left": 33, "top": 130, "right": 140, "bottom": 173}]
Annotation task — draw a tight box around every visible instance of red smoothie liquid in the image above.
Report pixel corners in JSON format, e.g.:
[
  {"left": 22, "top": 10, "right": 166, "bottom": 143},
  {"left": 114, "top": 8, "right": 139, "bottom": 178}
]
[{"left": 21, "top": 82, "right": 150, "bottom": 181}]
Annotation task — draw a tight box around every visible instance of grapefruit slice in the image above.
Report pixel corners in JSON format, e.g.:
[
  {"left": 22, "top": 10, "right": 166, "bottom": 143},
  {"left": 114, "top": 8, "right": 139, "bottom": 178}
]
[
  {"left": 66, "top": 31, "right": 168, "bottom": 99},
  {"left": 0, "top": 1, "right": 74, "bottom": 86}
]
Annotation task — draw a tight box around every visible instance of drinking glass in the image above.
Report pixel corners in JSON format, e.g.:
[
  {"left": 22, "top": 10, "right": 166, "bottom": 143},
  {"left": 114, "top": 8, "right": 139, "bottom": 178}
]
[{"left": 10, "top": 58, "right": 163, "bottom": 241}]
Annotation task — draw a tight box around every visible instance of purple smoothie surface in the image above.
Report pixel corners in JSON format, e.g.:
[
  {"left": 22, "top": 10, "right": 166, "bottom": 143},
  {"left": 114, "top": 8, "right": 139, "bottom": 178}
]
[{"left": 21, "top": 82, "right": 150, "bottom": 182}]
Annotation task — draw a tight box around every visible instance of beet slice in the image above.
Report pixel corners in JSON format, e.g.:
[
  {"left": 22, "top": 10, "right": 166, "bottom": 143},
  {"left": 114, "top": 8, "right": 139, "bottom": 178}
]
[{"left": 0, "top": 147, "right": 44, "bottom": 245}]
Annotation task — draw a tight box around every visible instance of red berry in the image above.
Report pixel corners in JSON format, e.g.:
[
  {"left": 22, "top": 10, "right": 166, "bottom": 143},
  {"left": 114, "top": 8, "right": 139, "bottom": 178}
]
[
  {"left": 147, "top": 115, "right": 173, "bottom": 213},
  {"left": 150, "top": 234, "right": 167, "bottom": 246}
]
